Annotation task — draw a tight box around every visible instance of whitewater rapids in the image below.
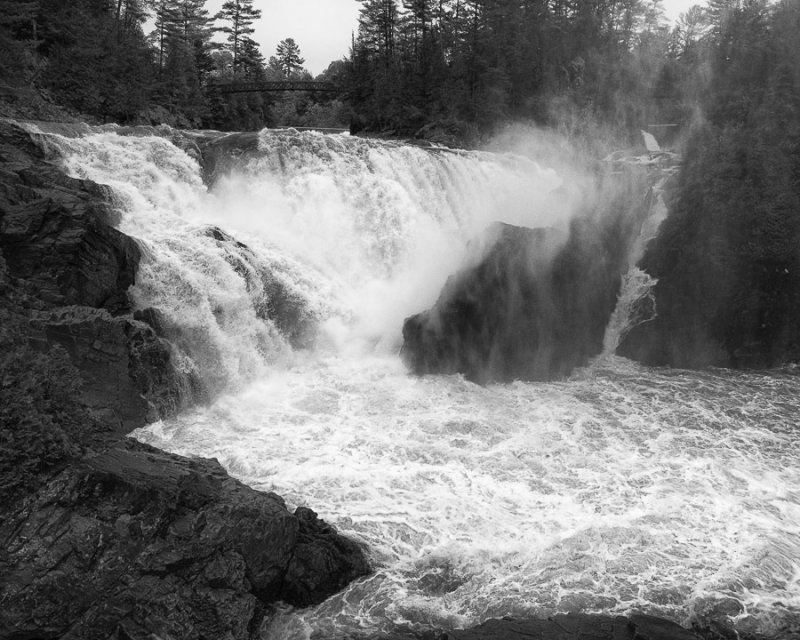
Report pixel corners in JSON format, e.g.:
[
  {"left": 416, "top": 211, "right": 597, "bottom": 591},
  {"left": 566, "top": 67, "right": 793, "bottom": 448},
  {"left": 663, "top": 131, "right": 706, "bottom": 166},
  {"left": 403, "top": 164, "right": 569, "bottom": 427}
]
[{"left": 40, "top": 125, "right": 800, "bottom": 639}]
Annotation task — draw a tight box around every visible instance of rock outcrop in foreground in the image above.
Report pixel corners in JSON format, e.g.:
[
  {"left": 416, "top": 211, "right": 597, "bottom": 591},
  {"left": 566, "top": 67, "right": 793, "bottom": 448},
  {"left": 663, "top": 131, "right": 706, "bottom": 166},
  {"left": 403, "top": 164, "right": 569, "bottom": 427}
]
[
  {"left": 440, "top": 613, "right": 700, "bottom": 640},
  {"left": 0, "top": 438, "right": 369, "bottom": 640}
]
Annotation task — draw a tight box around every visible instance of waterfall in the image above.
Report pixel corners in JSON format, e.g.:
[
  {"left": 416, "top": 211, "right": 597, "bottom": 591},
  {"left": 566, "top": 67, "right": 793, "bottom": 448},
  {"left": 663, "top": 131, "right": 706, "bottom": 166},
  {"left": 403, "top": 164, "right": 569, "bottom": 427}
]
[
  {"left": 601, "top": 170, "right": 673, "bottom": 355},
  {"left": 31, "top": 125, "right": 800, "bottom": 640},
  {"left": 41, "top": 126, "right": 570, "bottom": 394}
]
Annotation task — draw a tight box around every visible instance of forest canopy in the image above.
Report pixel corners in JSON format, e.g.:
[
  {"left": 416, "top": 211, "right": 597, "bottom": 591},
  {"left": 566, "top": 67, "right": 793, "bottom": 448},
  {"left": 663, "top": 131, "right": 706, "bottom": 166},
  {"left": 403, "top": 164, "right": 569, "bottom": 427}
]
[
  {"left": 0, "top": 0, "right": 797, "bottom": 148},
  {"left": 0, "top": 0, "right": 346, "bottom": 129}
]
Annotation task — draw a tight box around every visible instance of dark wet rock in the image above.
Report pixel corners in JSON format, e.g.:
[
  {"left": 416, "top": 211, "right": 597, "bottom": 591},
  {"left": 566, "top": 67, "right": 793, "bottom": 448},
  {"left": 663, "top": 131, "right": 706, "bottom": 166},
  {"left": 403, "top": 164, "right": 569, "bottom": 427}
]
[
  {"left": 0, "top": 438, "right": 371, "bottom": 640},
  {"left": 196, "top": 131, "right": 260, "bottom": 184},
  {"left": 0, "top": 123, "right": 139, "bottom": 312},
  {"left": 203, "top": 224, "right": 318, "bottom": 349},
  {"left": 402, "top": 216, "right": 627, "bottom": 383},
  {"left": 0, "top": 119, "right": 189, "bottom": 428},
  {"left": 0, "top": 119, "right": 370, "bottom": 640},
  {"left": 437, "top": 614, "right": 701, "bottom": 640},
  {"left": 28, "top": 306, "right": 191, "bottom": 432},
  {"left": 282, "top": 506, "right": 373, "bottom": 606}
]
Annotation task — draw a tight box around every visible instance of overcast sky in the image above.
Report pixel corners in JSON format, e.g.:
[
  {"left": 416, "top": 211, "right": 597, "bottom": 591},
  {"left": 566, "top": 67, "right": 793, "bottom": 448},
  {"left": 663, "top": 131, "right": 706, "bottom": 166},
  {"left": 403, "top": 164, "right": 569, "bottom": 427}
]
[{"left": 204, "top": 0, "right": 703, "bottom": 76}]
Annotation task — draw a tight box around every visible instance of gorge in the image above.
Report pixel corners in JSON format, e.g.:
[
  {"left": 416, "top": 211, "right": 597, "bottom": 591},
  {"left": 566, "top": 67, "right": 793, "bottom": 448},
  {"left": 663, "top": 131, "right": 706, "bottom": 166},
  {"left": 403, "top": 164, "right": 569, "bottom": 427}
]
[{"left": 1, "top": 119, "right": 799, "bottom": 640}]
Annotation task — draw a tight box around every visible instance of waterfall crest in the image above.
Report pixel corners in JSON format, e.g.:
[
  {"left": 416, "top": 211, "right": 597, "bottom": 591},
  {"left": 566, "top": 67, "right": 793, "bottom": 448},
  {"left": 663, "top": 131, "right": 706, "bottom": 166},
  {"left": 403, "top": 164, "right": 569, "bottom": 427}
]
[{"left": 40, "top": 126, "right": 570, "bottom": 394}]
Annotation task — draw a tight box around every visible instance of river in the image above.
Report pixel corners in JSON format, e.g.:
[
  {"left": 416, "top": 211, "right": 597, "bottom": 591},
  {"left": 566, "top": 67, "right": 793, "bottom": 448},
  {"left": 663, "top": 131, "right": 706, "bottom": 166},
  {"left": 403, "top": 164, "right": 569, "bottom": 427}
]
[{"left": 36, "top": 125, "right": 800, "bottom": 639}]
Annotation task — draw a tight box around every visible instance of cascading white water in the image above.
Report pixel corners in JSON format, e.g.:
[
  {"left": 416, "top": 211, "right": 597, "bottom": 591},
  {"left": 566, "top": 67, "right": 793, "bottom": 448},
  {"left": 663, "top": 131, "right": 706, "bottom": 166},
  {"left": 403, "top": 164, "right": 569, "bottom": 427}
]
[
  {"left": 41, "top": 125, "right": 800, "bottom": 640},
  {"left": 42, "top": 126, "right": 568, "bottom": 389}
]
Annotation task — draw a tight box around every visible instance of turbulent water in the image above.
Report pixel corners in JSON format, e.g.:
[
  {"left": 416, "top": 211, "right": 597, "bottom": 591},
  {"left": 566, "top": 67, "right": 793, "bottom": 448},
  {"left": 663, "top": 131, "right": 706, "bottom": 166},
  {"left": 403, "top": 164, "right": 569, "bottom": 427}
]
[{"left": 38, "top": 125, "right": 800, "bottom": 639}]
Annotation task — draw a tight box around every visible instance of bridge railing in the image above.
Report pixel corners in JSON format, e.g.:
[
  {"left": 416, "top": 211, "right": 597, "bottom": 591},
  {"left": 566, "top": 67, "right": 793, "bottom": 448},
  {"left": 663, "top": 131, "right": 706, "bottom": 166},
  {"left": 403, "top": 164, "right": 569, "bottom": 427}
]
[{"left": 207, "top": 80, "right": 338, "bottom": 94}]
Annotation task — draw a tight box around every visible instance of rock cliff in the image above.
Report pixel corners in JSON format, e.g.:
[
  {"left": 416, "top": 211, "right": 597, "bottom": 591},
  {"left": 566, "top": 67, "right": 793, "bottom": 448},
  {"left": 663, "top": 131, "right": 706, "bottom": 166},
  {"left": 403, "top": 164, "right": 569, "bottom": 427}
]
[
  {"left": 0, "top": 119, "right": 187, "bottom": 430},
  {"left": 0, "top": 438, "right": 369, "bottom": 640},
  {"left": 402, "top": 169, "right": 650, "bottom": 383}
]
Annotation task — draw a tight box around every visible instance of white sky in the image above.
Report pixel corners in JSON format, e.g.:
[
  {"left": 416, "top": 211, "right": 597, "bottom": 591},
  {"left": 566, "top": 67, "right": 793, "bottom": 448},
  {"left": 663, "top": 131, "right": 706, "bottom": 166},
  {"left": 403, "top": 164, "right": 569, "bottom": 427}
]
[{"left": 205, "top": 0, "right": 703, "bottom": 76}]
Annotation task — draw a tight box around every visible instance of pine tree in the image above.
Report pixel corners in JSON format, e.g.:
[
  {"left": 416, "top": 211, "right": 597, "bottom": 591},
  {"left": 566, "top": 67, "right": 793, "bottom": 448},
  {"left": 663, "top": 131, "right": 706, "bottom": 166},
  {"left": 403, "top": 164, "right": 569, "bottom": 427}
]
[
  {"left": 239, "top": 35, "right": 266, "bottom": 79},
  {"left": 215, "top": 0, "right": 262, "bottom": 76},
  {"left": 357, "top": 0, "right": 398, "bottom": 66},
  {"left": 275, "top": 37, "right": 305, "bottom": 78},
  {"left": 152, "top": 1, "right": 182, "bottom": 72},
  {"left": 177, "top": 0, "right": 215, "bottom": 84}
]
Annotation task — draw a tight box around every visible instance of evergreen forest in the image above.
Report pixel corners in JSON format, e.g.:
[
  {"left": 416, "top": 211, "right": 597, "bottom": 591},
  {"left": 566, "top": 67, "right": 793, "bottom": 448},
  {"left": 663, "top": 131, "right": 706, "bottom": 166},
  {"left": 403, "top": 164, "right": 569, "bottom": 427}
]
[
  {"left": 1, "top": 0, "right": 799, "bottom": 287},
  {"left": 0, "top": 0, "right": 796, "bottom": 150}
]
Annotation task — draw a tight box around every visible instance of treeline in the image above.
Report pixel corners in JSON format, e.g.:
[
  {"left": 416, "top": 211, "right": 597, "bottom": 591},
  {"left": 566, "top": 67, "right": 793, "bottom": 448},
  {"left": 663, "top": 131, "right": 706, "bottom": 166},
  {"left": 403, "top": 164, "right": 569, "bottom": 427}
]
[
  {"left": 628, "top": 0, "right": 800, "bottom": 365},
  {"left": 346, "top": 0, "right": 793, "bottom": 144},
  {"left": 0, "top": 0, "right": 346, "bottom": 129}
]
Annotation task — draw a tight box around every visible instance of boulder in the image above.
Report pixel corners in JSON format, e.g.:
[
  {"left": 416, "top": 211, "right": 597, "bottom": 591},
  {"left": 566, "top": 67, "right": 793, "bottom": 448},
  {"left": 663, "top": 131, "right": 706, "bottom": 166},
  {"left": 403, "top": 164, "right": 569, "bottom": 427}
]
[
  {"left": 0, "top": 121, "right": 139, "bottom": 313},
  {"left": 440, "top": 613, "right": 700, "bottom": 640},
  {"left": 202, "top": 225, "right": 318, "bottom": 349},
  {"left": 195, "top": 131, "right": 260, "bottom": 185},
  {"left": 0, "top": 119, "right": 188, "bottom": 428},
  {"left": 29, "top": 306, "right": 193, "bottom": 431},
  {"left": 402, "top": 216, "right": 626, "bottom": 383},
  {"left": 0, "top": 438, "right": 371, "bottom": 640}
]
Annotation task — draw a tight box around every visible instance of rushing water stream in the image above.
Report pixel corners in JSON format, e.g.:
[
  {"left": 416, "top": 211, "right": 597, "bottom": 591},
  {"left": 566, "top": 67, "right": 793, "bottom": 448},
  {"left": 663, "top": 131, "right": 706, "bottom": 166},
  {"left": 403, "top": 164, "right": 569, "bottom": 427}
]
[{"left": 37, "top": 125, "right": 800, "bottom": 639}]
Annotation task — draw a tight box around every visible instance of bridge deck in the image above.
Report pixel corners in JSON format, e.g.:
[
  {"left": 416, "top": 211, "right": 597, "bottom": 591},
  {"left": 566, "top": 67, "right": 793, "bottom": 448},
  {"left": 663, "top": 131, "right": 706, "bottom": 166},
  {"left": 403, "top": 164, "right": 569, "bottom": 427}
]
[{"left": 208, "top": 80, "right": 338, "bottom": 94}]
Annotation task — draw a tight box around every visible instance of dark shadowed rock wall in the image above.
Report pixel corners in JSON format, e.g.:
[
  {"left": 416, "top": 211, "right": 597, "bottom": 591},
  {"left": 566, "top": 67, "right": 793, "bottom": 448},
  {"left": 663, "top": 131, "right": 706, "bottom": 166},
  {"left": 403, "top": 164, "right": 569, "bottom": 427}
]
[
  {"left": 617, "top": 129, "right": 800, "bottom": 369},
  {"left": 402, "top": 169, "right": 651, "bottom": 383},
  {"left": 0, "top": 439, "right": 370, "bottom": 640},
  {"left": 0, "top": 119, "right": 189, "bottom": 430}
]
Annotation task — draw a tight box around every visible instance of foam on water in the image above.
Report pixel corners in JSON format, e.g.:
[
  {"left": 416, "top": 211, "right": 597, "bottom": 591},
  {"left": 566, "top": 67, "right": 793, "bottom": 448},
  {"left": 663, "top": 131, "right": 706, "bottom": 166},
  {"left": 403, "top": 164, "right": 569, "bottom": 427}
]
[
  {"left": 43, "top": 127, "right": 566, "bottom": 385},
  {"left": 39, "top": 125, "right": 800, "bottom": 638},
  {"left": 135, "top": 356, "right": 800, "bottom": 638}
]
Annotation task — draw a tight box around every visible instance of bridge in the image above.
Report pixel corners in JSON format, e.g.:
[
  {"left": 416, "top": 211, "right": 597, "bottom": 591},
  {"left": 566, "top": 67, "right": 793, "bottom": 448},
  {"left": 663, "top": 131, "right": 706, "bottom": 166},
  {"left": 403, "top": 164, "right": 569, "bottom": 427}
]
[{"left": 207, "top": 80, "right": 339, "bottom": 94}]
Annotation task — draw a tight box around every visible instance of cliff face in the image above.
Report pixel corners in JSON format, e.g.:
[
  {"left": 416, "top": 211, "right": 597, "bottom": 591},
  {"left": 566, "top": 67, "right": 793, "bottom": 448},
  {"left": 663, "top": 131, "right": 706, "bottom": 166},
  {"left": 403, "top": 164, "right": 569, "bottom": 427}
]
[
  {"left": 0, "top": 120, "right": 371, "bottom": 639},
  {"left": 402, "top": 169, "right": 651, "bottom": 383},
  {"left": 0, "top": 119, "right": 189, "bottom": 430}
]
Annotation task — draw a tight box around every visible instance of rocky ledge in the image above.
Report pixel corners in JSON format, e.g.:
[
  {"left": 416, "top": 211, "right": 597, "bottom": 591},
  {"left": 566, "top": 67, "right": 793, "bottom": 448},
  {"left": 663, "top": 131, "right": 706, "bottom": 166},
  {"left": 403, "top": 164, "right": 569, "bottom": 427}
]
[
  {"left": 401, "top": 167, "right": 650, "bottom": 383},
  {"left": 0, "top": 118, "right": 371, "bottom": 639},
  {"left": 440, "top": 613, "right": 700, "bottom": 640},
  {"left": 0, "top": 438, "right": 369, "bottom": 639},
  {"left": 0, "top": 118, "right": 189, "bottom": 430}
]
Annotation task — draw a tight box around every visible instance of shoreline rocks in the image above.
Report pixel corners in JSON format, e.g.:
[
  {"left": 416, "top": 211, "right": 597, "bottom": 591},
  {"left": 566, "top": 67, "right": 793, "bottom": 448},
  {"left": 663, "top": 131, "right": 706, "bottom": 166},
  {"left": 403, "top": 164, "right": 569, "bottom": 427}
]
[
  {"left": 0, "top": 118, "right": 189, "bottom": 430},
  {"left": 0, "top": 439, "right": 370, "bottom": 640}
]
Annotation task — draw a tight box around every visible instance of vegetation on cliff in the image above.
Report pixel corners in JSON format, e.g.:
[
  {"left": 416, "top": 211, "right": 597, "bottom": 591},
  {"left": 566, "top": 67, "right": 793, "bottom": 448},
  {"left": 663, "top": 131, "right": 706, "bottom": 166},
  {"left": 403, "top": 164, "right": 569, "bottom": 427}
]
[{"left": 618, "top": 0, "right": 800, "bottom": 368}]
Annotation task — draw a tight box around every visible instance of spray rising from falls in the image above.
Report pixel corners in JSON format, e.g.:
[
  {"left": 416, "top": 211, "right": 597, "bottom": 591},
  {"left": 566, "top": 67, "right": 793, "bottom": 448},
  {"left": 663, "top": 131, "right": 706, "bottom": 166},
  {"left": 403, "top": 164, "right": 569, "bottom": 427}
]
[
  {"left": 45, "top": 127, "right": 568, "bottom": 394},
  {"left": 42, "top": 126, "right": 800, "bottom": 639}
]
